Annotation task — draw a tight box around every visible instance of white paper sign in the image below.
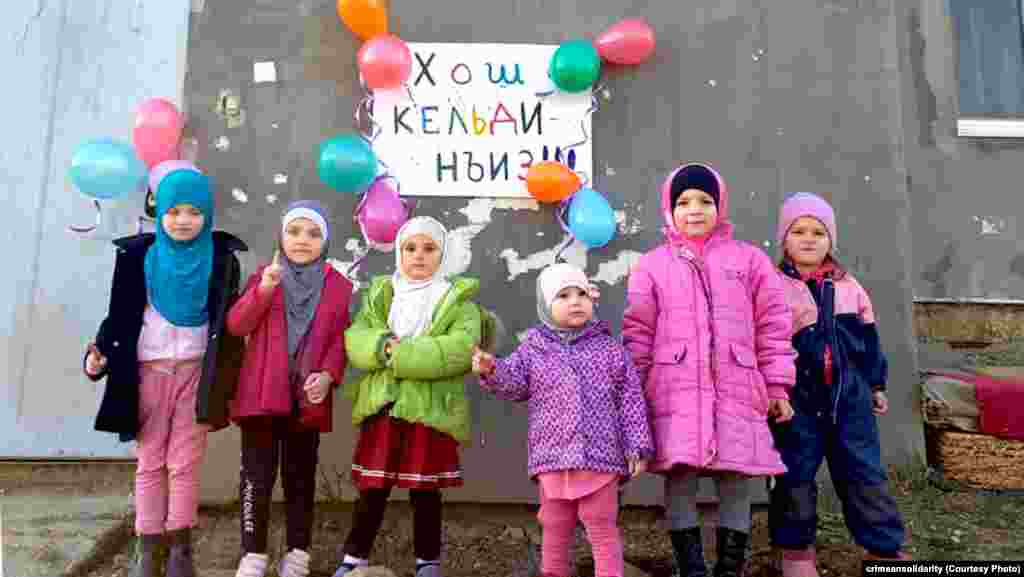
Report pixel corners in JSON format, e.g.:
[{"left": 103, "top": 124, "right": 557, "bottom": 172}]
[{"left": 373, "top": 42, "right": 594, "bottom": 198}]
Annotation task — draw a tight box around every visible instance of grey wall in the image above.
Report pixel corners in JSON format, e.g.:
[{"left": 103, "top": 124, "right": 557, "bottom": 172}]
[
  {"left": 187, "top": 0, "right": 923, "bottom": 505},
  {"left": 903, "top": 1, "right": 1024, "bottom": 302},
  {"left": 2, "top": 0, "right": 189, "bottom": 458}
]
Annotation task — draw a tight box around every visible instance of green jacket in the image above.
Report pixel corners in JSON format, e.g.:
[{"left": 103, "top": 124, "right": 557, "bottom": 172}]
[{"left": 344, "top": 275, "right": 485, "bottom": 444}]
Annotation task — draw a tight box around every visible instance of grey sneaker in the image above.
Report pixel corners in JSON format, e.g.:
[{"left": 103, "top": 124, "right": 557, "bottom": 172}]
[
  {"left": 415, "top": 561, "right": 443, "bottom": 577},
  {"left": 331, "top": 562, "right": 359, "bottom": 577}
]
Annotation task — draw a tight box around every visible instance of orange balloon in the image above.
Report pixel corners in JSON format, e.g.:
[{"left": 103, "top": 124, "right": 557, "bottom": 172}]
[
  {"left": 337, "top": 0, "right": 388, "bottom": 41},
  {"left": 526, "top": 162, "right": 582, "bottom": 203}
]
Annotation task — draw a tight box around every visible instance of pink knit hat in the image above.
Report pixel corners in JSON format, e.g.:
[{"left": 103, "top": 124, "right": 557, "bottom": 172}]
[{"left": 777, "top": 192, "right": 837, "bottom": 249}]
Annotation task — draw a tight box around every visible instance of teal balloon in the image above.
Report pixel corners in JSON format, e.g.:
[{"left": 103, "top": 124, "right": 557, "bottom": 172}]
[
  {"left": 68, "top": 137, "right": 147, "bottom": 200},
  {"left": 318, "top": 134, "right": 377, "bottom": 193},
  {"left": 548, "top": 39, "right": 602, "bottom": 93},
  {"left": 568, "top": 187, "right": 616, "bottom": 249}
]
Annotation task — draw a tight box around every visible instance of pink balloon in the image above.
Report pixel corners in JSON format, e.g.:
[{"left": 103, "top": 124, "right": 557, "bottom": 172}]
[
  {"left": 357, "top": 35, "right": 412, "bottom": 90},
  {"left": 133, "top": 98, "right": 184, "bottom": 168},
  {"left": 596, "top": 18, "right": 656, "bottom": 65},
  {"left": 149, "top": 159, "right": 199, "bottom": 194},
  {"left": 358, "top": 177, "right": 409, "bottom": 249}
]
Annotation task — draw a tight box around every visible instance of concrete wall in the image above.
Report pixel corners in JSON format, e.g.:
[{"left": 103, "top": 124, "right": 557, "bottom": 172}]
[
  {"left": 187, "top": 0, "right": 924, "bottom": 505},
  {"left": 903, "top": 1, "right": 1024, "bottom": 302},
  {"left": 1, "top": 0, "right": 190, "bottom": 458}
]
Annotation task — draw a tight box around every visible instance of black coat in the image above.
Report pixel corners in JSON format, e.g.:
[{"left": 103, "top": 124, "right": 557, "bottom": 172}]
[{"left": 86, "top": 231, "right": 248, "bottom": 441}]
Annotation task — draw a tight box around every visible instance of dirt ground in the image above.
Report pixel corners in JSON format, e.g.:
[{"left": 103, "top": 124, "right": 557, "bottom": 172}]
[{"left": 78, "top": 465, "right": 1024, "bottom": 577}]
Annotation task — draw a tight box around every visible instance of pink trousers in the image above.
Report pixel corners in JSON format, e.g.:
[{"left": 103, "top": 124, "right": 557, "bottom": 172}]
[
  {"left": 134, "top": 361, "right": 208, "bottom": 535},
  {"left": 538, "top": 479, "right": 623, "bottom": 577}
]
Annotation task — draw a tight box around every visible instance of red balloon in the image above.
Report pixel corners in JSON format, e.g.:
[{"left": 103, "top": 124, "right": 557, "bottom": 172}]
[
  {"left": 132, "top": 98, "right": 183, "bottom": 168},
  {"left": 358, "top": 35, "right": 412, "bottom": 90},
  {"left": 596, "top": 18, "right": 656, "bottom": 65}
]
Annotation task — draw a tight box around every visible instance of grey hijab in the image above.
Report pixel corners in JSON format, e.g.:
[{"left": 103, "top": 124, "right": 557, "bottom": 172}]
[
  {"left": 279, "top": 200, "right": 330, "bottom": 367},
  {"left": 281, "top": 254, "right": 326, "bottom": 365}
]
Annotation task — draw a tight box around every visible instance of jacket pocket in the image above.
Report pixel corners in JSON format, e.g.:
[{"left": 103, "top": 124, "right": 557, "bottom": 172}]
[
  {"left": 654, "top": 343, "right": 687, "bottom": 365},
  {"left": 731, "top": 343, "right": 768, "bottom": 415},
  {"left": 729, "top": 342, "right": 756, "bottom": 369}
]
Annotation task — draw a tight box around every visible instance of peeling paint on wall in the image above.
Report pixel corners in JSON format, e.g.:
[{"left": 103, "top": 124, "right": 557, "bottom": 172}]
[
  {"left": 446, "top": 224, "right": 486, "bottom": 276},
  {"left": 592, "top": 251, "right": 643, "bottom": 286},
  {"left": 499, "top": 236, "right": 587, "bottom": 280},
  {"left": 615, "top": 207, "right": 645, "bottom": 236},
  {"left": 328, "top": 238, "right": 370, "bottom": 291},
  {"left": 215, "top": 89, "right": 245, "bottom": 128},
  {"left": 458, "top": 197, "right": 539, "bottom": 226},
  {"left": 973, "top": 216, "right": 1006, "bottom": 237}
]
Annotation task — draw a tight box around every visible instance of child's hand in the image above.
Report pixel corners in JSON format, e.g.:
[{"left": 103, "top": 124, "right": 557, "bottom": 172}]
[
  {"left": 628, "top": 458, "right": 648, "bottom": 478},
  {"left": 85, "top": 342, "right": 107, "bottom": 376},
  {"left": 383, "top": 338, "right": 399, "bottom": 360},
  {"left": 260, "top": 250, "right": 283, "bottom": 293},
  {"left": 768, "top": 399, "right": 794, "bottom": 422},
  {"left": 304, "top": 372, "right": 332, "bottom": 404},
  {"left": 472, "top": 346, "right": 496, "bottom": 376},
  {"left": 872, "top": 391, "right": 889, "bottom": 416}
]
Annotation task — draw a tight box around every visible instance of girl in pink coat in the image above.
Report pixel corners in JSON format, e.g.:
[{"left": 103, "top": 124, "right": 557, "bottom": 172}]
[{"left": 622, "top": 163, "right": 797, "bottom": 577}]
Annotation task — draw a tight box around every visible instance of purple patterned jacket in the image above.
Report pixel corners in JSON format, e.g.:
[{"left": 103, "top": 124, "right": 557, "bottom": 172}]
[{"left": 479, "top": 320, "right": 655, "bottom": 479}]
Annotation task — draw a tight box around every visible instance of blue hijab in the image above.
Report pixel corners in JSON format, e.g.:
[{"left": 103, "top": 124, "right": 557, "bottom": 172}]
[{"left": 144, "top": 169, "right": 214, "bottom": 327}]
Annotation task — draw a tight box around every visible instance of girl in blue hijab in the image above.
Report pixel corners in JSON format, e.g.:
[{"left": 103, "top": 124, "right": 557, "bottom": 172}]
[
  {"left": 85, "top": 164, "right": 249, "bottom": 577},
  {"left": 145, "top": 169, "right": 214, "bottom": 326}
]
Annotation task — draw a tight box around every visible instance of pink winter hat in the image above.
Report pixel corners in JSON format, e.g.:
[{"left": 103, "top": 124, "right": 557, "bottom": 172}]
[{"left": 777, "top": 192, "right": 837, "bottom": 248}]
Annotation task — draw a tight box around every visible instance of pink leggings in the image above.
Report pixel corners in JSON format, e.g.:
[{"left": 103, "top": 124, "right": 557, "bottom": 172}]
[
  {"left": 134, "top": 362, "right": 208, "bottom": 535},
  {"left": 538, "top": 480, "right": 623, "bottom": 577}
]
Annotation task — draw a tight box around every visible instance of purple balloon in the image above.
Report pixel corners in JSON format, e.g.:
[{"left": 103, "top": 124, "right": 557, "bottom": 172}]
[
  {"left": 358, "top": 177, "right": 409, "bottom": 250},
  {"left": 149, "top": 159, "right": 199, "bottom": 194}
]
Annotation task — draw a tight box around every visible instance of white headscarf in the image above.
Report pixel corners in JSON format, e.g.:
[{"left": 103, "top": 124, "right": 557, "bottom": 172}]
[{"left": 388, "top": 216, "right": 452, "bottom": 339}]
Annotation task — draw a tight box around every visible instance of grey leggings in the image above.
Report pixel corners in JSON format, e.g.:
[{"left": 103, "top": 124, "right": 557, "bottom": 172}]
[{"left": 665, "top": 470, "right": 753, "bottom": 533}]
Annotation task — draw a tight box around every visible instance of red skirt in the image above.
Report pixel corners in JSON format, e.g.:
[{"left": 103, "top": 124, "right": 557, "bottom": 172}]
[{"left": 351, "top": 412, "right": 463, "bottom": 491}]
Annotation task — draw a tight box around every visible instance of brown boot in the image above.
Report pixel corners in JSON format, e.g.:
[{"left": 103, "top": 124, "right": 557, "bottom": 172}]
[
  {"left": 130, "top": 533, "right": 167, "bottom": 577},
  {"left": 166, "top": 528, "right": 196, "bottom": 577}
]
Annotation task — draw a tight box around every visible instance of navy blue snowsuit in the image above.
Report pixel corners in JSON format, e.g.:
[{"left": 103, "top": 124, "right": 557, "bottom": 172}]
[{"left": 769, "top": 261, "right": 905, "bottom": 557}]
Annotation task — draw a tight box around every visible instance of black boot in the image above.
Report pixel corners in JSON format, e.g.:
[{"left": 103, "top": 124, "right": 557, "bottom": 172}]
[
  {"left": 714, "top": 528, "right": 749, "bottom": 577},
  {"left": 670, "top": 528, "right": 707, "bottom": 577},
  {"left": 166, "top": 528, "right": 196, "bottom": 577},
  {"left": 130, "top": 533, "right": 166, "bottom": 577}
]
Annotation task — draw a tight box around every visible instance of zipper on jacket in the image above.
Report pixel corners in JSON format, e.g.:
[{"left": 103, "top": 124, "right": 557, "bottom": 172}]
[
  {"left": 682, "top": 247, "right": 718, "bottom": 466},
  {"left": 821, "top": 278, "right": 842, "bottom": 424}
]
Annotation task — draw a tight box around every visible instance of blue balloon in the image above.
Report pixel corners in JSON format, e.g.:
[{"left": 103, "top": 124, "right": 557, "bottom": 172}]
[
  {"left": 568, "top": 187, "right": 617, "bottom": 249},
  {"left": 318, "top": 134, "right": 378, "bottom": 193},
  {"left": 68, "top": 137, "right": 147, "bottom": 200}
]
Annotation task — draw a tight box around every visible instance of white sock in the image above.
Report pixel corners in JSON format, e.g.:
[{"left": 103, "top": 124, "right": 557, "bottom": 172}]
[
  {"left": 343, "top": 554, "right": 369, "bottom": 567},
  {"left": 417, "top": 558, "right": 440, "bottom": 567},
  {"left": 279, "top": 549, "right": 311, "bottom": 577},
  {"left": 236, "top": 553, "right": 269, "bottom": 577}
]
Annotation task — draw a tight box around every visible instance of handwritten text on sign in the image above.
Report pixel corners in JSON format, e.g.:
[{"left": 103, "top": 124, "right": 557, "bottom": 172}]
[{"left": 373, "top": 43, "right": 594, "bottom": 198}]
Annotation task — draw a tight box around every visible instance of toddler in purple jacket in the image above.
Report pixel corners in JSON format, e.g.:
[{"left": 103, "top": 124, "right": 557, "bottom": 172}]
[{"left": 472, "top": 262, "right": 654, "bottom": 577}]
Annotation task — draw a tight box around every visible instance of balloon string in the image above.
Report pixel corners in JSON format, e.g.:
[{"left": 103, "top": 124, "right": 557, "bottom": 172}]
[
  {"left": 346, "top": 253, "right": 368, "bottom": 279},
  {"left": 553, "top": 195, "right": 576, "bottom": 263},
  {"left": 137, "top": 215, "right": 154, "bottom": 235},
  {"left": 67, "top": 199, "right": 103, "bottom": 235},
  {"left": 563, "top": 83, "right": 600, "bottom": 189}
]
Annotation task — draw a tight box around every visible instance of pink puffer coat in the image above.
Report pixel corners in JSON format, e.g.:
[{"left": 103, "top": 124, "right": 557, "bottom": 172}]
[{"left": 622, "top": 163, "right": 796, "bottom": 476}]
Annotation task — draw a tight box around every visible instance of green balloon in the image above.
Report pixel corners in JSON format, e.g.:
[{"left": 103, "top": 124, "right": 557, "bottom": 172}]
[
  {"left": 549, "top": 39, "right": 601, "bottom": 93},
  {"left": 318, "top": 134, "right": 377, "bottom": 193}
]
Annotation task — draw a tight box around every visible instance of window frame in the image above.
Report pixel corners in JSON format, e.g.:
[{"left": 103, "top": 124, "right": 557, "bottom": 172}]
[{"left": 951, "top": 0, "right": 1024, "bottom": 137}]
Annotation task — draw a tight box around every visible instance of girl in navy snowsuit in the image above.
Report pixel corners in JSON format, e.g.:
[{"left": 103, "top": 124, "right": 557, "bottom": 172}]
[{"left": 769, "top": 193, "right": 909, "bottom": 576}]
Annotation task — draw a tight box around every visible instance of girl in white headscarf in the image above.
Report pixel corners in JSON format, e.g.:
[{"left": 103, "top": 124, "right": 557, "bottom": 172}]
[{"left": 336, "top": 216, "right": 490, "bottom": 577}]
